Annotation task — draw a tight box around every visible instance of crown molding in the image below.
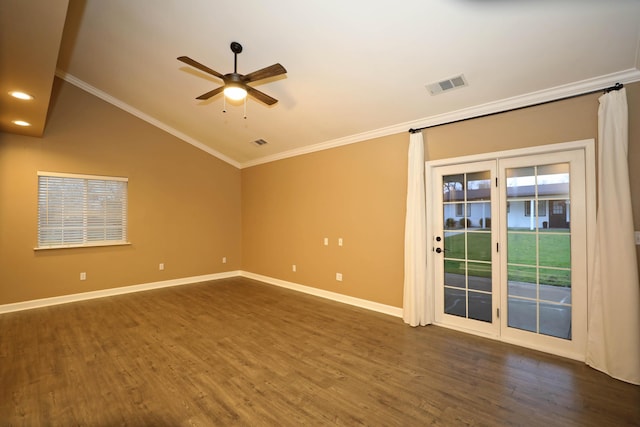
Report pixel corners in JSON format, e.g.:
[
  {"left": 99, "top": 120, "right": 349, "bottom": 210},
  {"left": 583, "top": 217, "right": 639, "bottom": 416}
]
[
  {"left": 55, "top": 70, "right": 241, "bottom": 169},
  {"left": 240, "top": 68, "right": 640, "bottom": 168}
]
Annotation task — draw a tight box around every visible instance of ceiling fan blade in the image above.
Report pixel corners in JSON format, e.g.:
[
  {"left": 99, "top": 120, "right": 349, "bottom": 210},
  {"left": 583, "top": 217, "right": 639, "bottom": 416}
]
[
  {"left": 177, "top": 56, "right": 224, "bottom": 79},
  {"left": 244, "top": 63, "right": 287, "bottom": 83},
  {"left": 196, "top": 86, "right": 224, "bottom": 100},
  {"left": 246, "top": 86, "right": 278, "bottom": 105}
]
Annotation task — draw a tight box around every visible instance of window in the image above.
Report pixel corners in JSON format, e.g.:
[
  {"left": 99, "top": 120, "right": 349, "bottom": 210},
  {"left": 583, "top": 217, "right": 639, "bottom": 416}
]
[
  {"left": 552, "top": 201, "right": 565, "bottom": 215},
  {"left": 37, "top": 172, "right": 128, "bottom": 249},
  {"left": 524, "top": 200, "right": 547, "bottom": 217}
]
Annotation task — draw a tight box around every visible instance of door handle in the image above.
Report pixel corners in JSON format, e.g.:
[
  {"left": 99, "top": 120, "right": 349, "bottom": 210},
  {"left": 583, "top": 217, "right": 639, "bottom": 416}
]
[{"left": 435, "top": 247, "right": 446, "bottom": 254}]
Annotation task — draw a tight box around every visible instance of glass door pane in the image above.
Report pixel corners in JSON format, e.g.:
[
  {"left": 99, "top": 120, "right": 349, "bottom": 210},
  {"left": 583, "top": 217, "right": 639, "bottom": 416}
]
[
  {"left": 505, "top": 163, "right": 572, "bottom": 339},
  {"left": 443, "top": 170, "right": 493, "bottom": 323}
]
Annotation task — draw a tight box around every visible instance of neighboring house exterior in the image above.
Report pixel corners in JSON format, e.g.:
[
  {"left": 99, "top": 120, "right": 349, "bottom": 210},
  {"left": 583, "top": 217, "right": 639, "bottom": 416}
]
[{"left": 443, "top": 182, "right": 570, "bottom": 230}]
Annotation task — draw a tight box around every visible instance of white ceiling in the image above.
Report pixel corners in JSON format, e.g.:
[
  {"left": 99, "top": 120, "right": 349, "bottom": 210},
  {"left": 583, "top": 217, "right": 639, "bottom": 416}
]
[{"left": 3, "top": 0, "right": 640, "bottom": 168}]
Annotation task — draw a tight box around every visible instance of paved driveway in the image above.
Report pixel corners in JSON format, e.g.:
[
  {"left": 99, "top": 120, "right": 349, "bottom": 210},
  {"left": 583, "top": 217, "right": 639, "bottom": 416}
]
[{"left": 444, "top": 273, "right": 571, "bottom": 339}]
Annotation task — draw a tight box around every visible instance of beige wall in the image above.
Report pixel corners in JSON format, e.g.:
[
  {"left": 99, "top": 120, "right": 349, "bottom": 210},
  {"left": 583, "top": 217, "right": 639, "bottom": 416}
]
[
  {"left": 242, "top": 82, "right": 640, "bottom": 308},
  {"left": 242, "top": 133, "right": 408, "bottom": 307},
  {"left": 0, "top": 79, "right": 242, "bottom": 305},
  {"left": 424, "top": 92, "right": 599, "bottom": 160},
  {"left": 2, "top": 78, "right": 638, "bottom": 308}
]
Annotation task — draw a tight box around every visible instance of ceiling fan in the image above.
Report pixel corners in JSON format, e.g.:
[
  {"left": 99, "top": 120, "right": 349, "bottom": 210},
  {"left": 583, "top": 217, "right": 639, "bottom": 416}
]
[{"left": 177, "top": 42, "right": 286, "bottom": 106}]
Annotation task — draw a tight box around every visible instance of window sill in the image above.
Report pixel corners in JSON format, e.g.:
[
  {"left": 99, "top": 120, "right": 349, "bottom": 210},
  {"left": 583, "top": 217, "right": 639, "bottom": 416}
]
[{"left": 34, "top": 242, "right": 132, "bottom": 251}]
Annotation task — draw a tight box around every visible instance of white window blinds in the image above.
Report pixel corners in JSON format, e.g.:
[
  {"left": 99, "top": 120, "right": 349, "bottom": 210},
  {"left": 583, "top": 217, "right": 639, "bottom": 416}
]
[{"left": 37, "top": 172, "right": 128, "bottom": 249}]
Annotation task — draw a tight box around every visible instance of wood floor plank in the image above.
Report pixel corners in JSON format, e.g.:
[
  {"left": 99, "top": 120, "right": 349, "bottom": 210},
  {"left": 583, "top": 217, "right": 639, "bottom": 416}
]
[{"left": 1, "top": 277, "right": 638, "bottom": 426}]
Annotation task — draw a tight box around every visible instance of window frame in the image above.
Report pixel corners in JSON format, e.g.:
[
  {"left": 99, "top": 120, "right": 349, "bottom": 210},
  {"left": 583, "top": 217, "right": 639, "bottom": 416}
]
[{"left": 36, "top": 171, "right": 130, "bottom": 250}]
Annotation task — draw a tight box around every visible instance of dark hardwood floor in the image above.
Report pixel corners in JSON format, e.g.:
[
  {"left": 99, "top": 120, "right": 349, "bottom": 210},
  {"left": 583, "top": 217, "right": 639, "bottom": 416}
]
[{"left": 1, "top": 277, "right": 638, "bottom": 426}]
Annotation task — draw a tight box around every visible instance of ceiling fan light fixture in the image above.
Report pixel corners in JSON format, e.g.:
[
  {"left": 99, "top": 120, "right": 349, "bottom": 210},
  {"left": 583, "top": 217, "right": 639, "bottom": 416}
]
[{"left": 223, "top": 84, "right": 247, "bottom": 101}]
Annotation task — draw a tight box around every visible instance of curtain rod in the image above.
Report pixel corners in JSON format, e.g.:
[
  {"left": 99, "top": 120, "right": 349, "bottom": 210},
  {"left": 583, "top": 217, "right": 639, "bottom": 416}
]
[{"left": 408, "top": 82, "right": 624, "bottom": 133}]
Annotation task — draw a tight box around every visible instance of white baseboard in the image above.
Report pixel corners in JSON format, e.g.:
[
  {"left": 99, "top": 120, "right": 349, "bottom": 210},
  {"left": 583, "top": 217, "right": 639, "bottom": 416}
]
[
  {"left": 240, "top": 271, "right": 403, "bottom": 318},
  {"left": 0, "top": 271, "right": 241, "bottom": 314},
  {"left": 0, "top": 270, "right": 404, "bottom": 319}
]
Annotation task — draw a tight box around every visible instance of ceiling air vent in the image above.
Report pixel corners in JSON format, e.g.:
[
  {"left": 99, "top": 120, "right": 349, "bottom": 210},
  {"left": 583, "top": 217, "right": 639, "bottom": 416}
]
[
  {"left": 252, "top": 138, "right": 268, "bottom": 146},
  {"left": 426, "top": 74, "right": 468, "bottom": 95}
]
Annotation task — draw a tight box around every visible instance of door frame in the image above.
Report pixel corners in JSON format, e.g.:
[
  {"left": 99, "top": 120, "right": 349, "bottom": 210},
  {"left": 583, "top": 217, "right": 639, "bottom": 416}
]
[
  {"left": 425, "top": 139, "right": 596, "bottom": 361},
  {"left": 432, "top": 160, "right": 500, "bottom": 337}
]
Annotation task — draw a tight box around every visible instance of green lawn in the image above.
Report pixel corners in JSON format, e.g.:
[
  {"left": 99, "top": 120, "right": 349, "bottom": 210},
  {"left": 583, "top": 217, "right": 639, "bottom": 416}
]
[
  {"left": 507, "top": 232, "right": 571, "bottom": 268},
  {"left": 444, "top": 230, "right": 571, "bottom": 286}
]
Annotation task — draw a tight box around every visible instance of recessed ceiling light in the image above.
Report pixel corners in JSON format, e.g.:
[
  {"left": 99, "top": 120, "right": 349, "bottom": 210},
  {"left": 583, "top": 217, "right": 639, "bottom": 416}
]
[
  {"left": 8, "top": 91, "right": 34, "bottom": 100},
  {"left": 12, "top": 120, "right": 31, "bottom": 127}
]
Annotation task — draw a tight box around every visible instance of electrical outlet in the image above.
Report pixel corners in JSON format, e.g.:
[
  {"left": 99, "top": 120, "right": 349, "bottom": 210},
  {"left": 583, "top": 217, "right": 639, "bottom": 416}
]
[
  {"left": 80, "top": 272, "right": 86, "bottom": 281},
  {"left": 336, "top": 272, "right": 343, "bottom": 281},
  {"left": 222, "top": 257, "right": 227, "bottom": 264},
  {"left": 159, "top": 263, "right": 164, "bottom": 271},
  {"left": 338, "top": 238, "right": 343, "bottom": 246},
  {"left": 292, "top": 264, "right": 297, "bottom": 272},
  {"left": 324, "top": 237, "right": 329, "bottom": 246}
]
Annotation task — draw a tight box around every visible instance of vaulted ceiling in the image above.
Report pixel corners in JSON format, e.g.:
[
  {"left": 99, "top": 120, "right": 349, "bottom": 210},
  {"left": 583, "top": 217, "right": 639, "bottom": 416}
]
[{"left": 3, "top": 0, "right": 640, "bottom": 167}]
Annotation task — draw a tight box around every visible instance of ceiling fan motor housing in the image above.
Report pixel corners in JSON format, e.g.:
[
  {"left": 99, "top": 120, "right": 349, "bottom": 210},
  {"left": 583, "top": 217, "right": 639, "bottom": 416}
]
[{"left": 224, "top": 73, "right": 244, "bottom": 84}]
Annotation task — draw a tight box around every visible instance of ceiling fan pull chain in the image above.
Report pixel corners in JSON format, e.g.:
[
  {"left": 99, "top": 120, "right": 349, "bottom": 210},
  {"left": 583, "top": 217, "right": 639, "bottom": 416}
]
[
  {"left": 222, "top": 96, "right": 226, "bottom": 113},
  {"left": 244, "top": 97, "right": 247, "bottom": 119}
]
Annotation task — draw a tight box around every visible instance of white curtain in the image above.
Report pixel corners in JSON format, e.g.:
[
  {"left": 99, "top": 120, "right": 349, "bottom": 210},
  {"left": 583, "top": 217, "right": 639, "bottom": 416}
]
[
  {"left": 403, "top": 131, "right": 430, "bottom": 326},
  {"left": 587, "top": 87, "right": 640, "bottom": 385}
]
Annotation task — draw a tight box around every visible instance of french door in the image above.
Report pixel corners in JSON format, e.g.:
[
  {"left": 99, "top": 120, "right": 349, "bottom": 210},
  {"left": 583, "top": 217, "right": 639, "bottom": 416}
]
[
  {"left": 433, "top": 161, "right": 500, "bottom": 337},
  {"left": 431, "top": 147, "right": 589, "bottom": 360}
]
